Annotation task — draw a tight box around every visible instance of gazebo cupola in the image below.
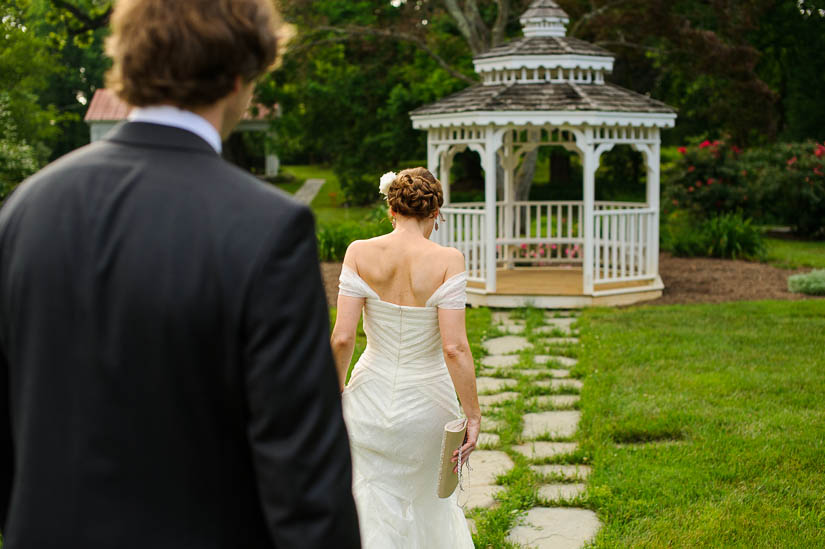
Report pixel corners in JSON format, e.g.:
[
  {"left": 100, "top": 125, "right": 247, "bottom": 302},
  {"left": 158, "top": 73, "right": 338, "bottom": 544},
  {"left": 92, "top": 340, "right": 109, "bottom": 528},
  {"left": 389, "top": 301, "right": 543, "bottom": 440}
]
[
  {"left": 520, "top": 0, "right": 569, "bottom": 37},
  {"left": 411, "top": 0, "right": 677, "bottom": 308}
]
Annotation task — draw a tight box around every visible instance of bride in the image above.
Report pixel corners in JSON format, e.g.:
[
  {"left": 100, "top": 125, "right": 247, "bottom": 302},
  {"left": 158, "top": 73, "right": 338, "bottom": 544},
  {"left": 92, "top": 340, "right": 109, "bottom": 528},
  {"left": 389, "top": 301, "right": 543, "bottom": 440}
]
[{"left": 330, "top": 167, "right": 481, "bottom": 548}]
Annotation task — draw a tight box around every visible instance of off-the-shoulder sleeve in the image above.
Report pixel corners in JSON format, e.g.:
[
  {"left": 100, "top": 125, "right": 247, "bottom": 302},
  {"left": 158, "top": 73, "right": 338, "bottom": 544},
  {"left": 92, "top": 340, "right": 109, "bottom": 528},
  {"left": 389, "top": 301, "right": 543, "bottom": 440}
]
[
  {"left": 338, "top": 265, "right": 378, "bottom": 299},
  {"left": 427, "top": 272, "right": 467, "bottom": 310}
]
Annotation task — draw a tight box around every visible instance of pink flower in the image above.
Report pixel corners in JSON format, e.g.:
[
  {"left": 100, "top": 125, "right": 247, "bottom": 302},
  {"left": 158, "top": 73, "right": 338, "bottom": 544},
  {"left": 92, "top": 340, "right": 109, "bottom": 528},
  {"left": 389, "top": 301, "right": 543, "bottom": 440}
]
[
  {"left": 815, "top": 166, "right": 823, "bottom": 176},
  {"left": 688, "top": 186, "right": 695, "bottom": 193},
  {"left": 520, "top": 243, "right": 528, "bottom": 250},
  {"left": 696, "top": 181, "right": 702, "bottom": 187},
  {"left": 672, "top": 199, "right": 679, "bottom": 206},
  {"left": 815, "top": 144, "right": 825, "bottom": 158},
  {"left": 551, "top": 244, "right": 557, "bottom": 250},
  {"left": 787, "top": 156, "right": 798, "bottom": 167},
  {"left": 688, "top": 166, "right": 696, "bottom": 173},
  {"left": 678, "top": 146, "right": 687, "bottom": 155},
  {"left": 699, "top": 140, "right": 712, "bottom": 149},
  {"left": 731, "top": 145, "right": 742, "bottom": 154}
]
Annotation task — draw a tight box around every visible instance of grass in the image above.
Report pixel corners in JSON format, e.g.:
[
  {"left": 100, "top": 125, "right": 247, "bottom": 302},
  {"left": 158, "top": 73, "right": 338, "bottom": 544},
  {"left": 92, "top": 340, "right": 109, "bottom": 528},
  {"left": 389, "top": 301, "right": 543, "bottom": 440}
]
[
  {"left": 281, "top": 165, "right": 377, "bottom": 225},
  {"left": 764, "top": 237, "right": 825, "bottom": 270},
  {"left": 578, "top": 300, "right": 825, "bottom": 547}
]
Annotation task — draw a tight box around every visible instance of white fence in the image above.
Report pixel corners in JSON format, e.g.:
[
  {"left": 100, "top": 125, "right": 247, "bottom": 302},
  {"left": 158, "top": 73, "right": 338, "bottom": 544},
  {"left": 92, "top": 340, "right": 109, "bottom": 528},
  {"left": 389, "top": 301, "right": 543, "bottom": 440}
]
[
  {"left": 432, "top": 207, "right": 488, "bottom": 285},
  {"left": 592, "top": 208, "right": 657, "bottom": 284}
]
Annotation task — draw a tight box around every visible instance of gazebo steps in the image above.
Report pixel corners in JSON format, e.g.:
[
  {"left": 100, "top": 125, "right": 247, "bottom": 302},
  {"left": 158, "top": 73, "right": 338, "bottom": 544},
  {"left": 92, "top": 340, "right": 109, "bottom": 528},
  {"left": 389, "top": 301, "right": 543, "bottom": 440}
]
[{"left": 467, "top": 268, "right": 663, "bottom": 309}]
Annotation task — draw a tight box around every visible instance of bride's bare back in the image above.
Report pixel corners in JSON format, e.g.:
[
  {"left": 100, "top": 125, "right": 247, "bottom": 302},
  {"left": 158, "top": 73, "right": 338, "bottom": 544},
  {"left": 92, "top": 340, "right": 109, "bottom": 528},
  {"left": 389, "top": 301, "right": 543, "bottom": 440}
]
[{"left": 344, "top": 232, "right": 464, "bottom": 307}]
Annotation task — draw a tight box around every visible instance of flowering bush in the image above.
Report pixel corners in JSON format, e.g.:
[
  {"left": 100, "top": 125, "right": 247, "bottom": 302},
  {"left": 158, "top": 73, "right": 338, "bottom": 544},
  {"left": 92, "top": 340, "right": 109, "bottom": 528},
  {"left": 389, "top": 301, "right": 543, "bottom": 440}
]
[{"left": 664, "top": 140, "right": 825, "bottom": 237}]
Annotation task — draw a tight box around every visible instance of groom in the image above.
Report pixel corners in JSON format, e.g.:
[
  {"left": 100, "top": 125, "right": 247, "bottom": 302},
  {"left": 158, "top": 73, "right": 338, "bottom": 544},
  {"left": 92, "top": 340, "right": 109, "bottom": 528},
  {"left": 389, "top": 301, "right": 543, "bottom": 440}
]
[{"left": 0, "top": 0, "right": 359, "bottom": 548}]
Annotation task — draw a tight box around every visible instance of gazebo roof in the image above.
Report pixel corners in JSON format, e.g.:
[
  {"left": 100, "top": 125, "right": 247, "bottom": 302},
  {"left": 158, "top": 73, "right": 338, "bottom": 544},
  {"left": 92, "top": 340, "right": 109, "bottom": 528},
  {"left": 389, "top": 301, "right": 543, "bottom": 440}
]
[
  {"left": 475, "top": 36, "right": 611, "bottom": 59},
  {"left": 411, "top": 0, "right": 676, "bottom": 128},
  {"left": 411, "top": 82, "right": 673, "bottom": 116}
]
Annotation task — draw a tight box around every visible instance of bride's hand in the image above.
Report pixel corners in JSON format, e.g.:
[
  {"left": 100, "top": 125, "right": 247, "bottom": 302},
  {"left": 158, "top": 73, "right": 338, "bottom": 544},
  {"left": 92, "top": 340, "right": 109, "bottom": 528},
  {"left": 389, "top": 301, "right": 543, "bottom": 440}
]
[{"left": 452, "top": 416, "right": 480, "bottom": 473}]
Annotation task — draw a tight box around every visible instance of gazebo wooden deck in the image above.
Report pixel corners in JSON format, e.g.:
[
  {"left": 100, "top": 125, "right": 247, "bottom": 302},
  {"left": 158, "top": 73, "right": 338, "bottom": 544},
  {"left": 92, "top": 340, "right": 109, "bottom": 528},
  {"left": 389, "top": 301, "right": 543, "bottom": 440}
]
[{"left": 412, "top": 0, "right": 676, "bottom": 308}]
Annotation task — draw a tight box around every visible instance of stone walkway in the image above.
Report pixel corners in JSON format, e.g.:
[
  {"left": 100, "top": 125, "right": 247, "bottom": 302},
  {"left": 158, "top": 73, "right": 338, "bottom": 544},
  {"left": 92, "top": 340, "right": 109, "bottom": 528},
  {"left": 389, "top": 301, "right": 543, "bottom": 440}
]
[
  {"left": 294, "top": 178, "right": 325, "bottom": 205},
  {"left": 464, "top": 309, "right": 602, "bottom": 548}
]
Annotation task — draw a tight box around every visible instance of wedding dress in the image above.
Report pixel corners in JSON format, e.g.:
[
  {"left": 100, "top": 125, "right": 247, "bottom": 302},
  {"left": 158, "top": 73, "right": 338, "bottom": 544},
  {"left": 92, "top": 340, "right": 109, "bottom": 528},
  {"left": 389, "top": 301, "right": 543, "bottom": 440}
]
[{"left": 339, "top": 265, "right": 475, "bottom": 549}]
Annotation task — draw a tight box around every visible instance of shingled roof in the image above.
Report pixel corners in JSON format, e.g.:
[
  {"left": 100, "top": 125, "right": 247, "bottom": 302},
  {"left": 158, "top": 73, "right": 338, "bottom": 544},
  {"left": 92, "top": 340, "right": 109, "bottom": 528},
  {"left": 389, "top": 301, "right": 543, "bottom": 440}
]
[
  {"left": 411, "top": 83, "right": 675, "bottom": 116},
  {"left": 521, "top": 0, "right": 569, "bottom": 20},
  {"left": 475, "top": 36, "right": 612, "bottom": 60}
]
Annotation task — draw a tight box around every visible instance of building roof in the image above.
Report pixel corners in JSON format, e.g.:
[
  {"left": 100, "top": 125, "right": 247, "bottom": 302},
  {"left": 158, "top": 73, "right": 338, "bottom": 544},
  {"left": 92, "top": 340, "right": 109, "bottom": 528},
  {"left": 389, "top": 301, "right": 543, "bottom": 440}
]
[
  {"left": 411, "top": 82, "right": 675, "bottom": 117},
  {"left": 84, "top": 89, "right": 277, "bottom": 122},
  {"left": 475, "top": 36, "right": 612, "bottom": 60}
]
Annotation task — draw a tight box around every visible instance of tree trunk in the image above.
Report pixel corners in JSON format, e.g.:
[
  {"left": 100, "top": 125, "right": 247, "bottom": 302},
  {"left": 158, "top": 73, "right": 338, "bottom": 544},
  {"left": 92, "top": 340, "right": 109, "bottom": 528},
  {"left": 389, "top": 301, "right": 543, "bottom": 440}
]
[{"left": 514, "top": 149, "right": 539, "bottom": 201}]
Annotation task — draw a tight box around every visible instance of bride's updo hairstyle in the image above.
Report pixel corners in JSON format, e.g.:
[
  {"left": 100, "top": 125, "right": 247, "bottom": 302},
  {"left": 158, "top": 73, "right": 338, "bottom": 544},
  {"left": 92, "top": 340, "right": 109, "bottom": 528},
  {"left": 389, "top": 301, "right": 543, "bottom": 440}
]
[{"left": 386, "top": 168, "right": 444, "bottom": 219}]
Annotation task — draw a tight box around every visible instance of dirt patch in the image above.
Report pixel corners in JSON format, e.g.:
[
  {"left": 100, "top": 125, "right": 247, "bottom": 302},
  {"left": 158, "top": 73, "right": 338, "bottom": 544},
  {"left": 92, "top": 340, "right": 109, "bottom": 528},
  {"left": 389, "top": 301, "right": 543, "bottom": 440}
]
[
  {"left": 653, "top": 253, "right": 814, "bottom": 305},
  {"left": 320, "top": 256, "right": 819, "bottom": 309}
]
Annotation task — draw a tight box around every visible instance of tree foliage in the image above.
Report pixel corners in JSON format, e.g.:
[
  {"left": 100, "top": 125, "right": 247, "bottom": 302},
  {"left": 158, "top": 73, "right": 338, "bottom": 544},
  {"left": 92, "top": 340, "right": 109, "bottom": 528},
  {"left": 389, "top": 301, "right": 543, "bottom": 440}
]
[{"left": 273, "top": 0, "right": 825, "bottom": 203}]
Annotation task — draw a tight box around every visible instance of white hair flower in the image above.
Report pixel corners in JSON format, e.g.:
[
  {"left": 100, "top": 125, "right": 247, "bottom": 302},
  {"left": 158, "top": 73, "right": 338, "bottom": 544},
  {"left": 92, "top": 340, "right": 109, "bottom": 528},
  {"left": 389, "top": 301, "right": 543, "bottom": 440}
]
[{"left": 379, "top": 172, "right": 397, "bottom": 198}]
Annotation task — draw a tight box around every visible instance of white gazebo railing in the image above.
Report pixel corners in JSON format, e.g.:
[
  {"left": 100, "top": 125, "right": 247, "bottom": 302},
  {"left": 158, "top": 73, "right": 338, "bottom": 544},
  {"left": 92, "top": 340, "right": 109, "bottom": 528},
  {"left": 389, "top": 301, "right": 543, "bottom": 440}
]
[
  {"left": 438, "top": 201, "right": 658, "bottom": 290},
  {"left": 592, "top": 207, "right": 657, "bottom": 285},
  {"left": 432, "top": 207, "right": 489, "bottom": 285}
]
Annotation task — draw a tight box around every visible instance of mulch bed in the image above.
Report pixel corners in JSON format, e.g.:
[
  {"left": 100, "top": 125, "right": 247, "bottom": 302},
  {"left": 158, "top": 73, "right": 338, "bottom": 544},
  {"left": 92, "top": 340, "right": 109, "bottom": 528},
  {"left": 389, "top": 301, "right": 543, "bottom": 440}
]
[{"left": 319, "top": 255, "right": 818, "bottom": 309}]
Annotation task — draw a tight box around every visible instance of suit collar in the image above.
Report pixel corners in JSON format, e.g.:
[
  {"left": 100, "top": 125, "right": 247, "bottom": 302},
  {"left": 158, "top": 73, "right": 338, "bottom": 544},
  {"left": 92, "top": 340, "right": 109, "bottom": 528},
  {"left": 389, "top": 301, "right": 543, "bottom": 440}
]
[{"left": 104, "top": 122, "right": 220, "bottom": 157}]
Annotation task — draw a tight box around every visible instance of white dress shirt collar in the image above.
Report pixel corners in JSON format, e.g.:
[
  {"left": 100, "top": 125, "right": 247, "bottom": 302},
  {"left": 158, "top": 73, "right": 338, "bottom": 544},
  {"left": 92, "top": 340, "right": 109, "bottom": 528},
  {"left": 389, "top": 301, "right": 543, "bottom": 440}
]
[{"left": 128, "top": 105, "right": 223, "bottom": 154}]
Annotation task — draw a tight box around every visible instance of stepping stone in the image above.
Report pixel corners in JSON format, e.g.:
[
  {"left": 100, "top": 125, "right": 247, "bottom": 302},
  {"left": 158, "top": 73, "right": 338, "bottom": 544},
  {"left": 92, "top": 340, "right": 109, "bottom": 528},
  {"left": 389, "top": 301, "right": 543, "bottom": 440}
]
[
  {"left": 539, "top": 337, "right": 580, "bottom": 346},
  {"left": 538, "top": 483, "right": 586, "bottom": 501},
  {"left": 534, "top": 325, "right": 566, "bottom": 335},
  {"left": 531, "top": 464, "right": 592, "bottom": 481},
  {"left": 545, "top": 311, "right": 580, "bottom": 318},
  {"left": 535, "top": 355, "right": 578, "bottom": 367},
  {"left": 522, "top": 411, "right": 580, "bottom": 440},
  {"left": 544, "top": 317, "right": 577, "bottom": 329},
  {"left": 534, "top": 379, "right": 584, "bottom": 391},
  {"left": 507, "top": 507, "right": 601, "bottom": 549},
  {"left": 481, "top": 355, "right": 520, "bottom": 368},
  {"left": 476, "top": 377, "right": 517, "bottom": 394},
  {"left": 503, "top": 324, "right": 525, "bottom": 334},
  {"left": 478, "top": 392, "right": 520, "bottom": 409},
  {"left": 464, "top": 485, "right": 505, "bottom": 509},
  {"left": 513, "top": 369, "right": 547, "bottom": 377},
  {"left": 491, "top": 311, "right": 514, "bottom": 323},
  {"left": 513, "top": 441, "right": 578, "bottom": 460},
  {"left": 483, "top": 336, "right": 531, "bottom": 354},
  {"left": 531, "top": 395, "right": 580, "bottom": 409},
  {"left": 478, "top": 433, "right": 500, "bottom": 447},
  {"left": 465, "top": 450, "right": 514, "bottom": 509},
  {"left": 520, "top": 368, "right": 571, "bottom": 378},
  {"left": 481, "top": 417, "right": 505, "bottom": 431}
]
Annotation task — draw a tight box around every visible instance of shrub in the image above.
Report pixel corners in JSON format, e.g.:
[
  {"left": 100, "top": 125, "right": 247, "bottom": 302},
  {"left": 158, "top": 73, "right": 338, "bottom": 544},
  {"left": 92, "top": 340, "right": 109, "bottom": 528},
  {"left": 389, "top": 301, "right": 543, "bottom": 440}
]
[
  {"left": 663, "top": 210, "right": 765, "bottom": 260},
  {"left": 316, "top": 219, "right": 392, "bottom": 261},
  {"left": 788, "top": 270, "right": 825, "bottom": 296},
  {"left": 664, "top": 140, "right": 825, "bottom": 238},
  {"left": 663, "top": 140, "right": 751, "bottom": 219}
]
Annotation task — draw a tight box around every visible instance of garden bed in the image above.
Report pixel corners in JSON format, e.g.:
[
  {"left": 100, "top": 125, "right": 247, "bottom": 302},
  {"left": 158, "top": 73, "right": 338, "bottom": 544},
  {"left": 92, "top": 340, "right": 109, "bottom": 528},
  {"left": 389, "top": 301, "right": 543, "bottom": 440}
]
[{"left": 320, "top": 255, "right": 820, "bottom": 309}]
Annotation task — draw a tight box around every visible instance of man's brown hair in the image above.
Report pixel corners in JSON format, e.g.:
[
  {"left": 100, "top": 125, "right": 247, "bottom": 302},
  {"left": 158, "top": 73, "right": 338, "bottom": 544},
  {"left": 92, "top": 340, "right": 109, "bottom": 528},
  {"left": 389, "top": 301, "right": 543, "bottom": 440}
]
[{"left": 105, "top": 0, "right": 280, "bottom": 108}]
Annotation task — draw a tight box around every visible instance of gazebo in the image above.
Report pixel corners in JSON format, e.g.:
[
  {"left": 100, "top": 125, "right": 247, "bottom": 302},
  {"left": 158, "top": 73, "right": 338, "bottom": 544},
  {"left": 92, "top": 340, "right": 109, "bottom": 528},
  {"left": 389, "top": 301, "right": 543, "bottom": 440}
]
[
  {"left": 411, "top": 0, "right": 677, "bottom": 308},
  {"left": 84, "top": 89, "right": 281, "bottom": 177}
]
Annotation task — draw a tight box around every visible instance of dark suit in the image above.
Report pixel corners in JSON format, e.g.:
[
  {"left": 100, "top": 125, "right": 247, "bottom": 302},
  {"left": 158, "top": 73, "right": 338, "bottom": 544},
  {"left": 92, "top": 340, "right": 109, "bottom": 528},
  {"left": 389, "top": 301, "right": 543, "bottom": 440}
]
[{"left": 0, "top": 122, "right": 360, "bottom": 548}]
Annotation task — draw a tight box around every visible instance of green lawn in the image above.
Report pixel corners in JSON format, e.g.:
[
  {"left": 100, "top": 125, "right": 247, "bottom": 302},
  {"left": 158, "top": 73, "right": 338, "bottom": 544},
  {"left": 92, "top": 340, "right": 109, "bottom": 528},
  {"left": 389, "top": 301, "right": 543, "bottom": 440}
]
[
  {"left": 764, "top": 237, "right": 825, "bottom": 270},
  {"left": 577, "top": 300, "right": 825, "bottom": 547},
  {"left": 281, "top": 165, "right": 378, "bottom": 225}
]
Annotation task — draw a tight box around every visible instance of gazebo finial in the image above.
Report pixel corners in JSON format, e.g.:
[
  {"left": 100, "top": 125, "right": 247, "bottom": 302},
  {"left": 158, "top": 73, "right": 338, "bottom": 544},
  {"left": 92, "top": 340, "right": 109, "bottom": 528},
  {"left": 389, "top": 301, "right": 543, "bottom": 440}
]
[{"left": 520, "top": 0, "right": 570, "bottom": 38}]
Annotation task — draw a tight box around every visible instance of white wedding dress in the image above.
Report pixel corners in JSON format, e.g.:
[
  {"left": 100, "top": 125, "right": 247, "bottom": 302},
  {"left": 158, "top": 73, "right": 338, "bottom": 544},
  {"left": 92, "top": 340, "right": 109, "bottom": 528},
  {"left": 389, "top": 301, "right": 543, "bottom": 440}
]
[{"left": 339, "top": 266, "right": 475, "bottom": 549}]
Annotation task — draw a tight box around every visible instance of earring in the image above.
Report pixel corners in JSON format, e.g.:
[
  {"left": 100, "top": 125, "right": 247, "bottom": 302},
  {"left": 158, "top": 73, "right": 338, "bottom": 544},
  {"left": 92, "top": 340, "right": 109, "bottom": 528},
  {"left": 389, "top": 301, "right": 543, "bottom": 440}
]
[{"left": 435, "top": 221, "right": 439, "bottom": 231}]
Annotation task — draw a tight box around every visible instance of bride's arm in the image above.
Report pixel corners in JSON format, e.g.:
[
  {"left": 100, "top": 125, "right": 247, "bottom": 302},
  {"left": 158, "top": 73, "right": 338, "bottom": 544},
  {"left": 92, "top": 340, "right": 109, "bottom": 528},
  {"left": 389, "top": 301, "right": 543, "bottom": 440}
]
[
  {"left": 439, "top": 308, "right": 481, "bottom": 470},
  {"left": 330, "top": 294, "right": 364, "bottom": 391}
]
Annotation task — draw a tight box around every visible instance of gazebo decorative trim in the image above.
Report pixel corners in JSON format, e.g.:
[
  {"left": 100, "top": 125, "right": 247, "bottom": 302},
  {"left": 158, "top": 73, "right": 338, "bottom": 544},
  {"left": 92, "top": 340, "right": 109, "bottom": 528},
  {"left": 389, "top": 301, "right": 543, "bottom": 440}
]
[{"left": 410, "top": 0, "right": 677, "bottom": 308}]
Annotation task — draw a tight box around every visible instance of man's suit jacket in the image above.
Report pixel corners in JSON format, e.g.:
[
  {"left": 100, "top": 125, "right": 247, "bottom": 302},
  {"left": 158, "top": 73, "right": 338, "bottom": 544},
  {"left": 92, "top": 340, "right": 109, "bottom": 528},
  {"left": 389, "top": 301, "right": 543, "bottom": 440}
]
[{"left": 0, "top": 122, "right": 360, "bottom": 548}]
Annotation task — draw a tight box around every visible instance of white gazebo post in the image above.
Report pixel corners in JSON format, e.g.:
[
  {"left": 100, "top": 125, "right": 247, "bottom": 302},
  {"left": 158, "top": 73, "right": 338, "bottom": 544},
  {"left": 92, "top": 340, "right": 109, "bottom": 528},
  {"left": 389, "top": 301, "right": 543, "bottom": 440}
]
[{"left": 582, "top": 136, "right": 596, "bottom": 295}]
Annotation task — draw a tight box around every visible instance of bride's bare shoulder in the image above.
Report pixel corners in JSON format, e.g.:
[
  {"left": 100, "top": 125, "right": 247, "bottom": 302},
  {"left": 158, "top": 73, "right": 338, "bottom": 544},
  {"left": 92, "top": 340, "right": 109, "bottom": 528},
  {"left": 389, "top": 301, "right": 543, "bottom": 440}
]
[{"left": 432, "top": 244, "right": 465, "bottom": 276}]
